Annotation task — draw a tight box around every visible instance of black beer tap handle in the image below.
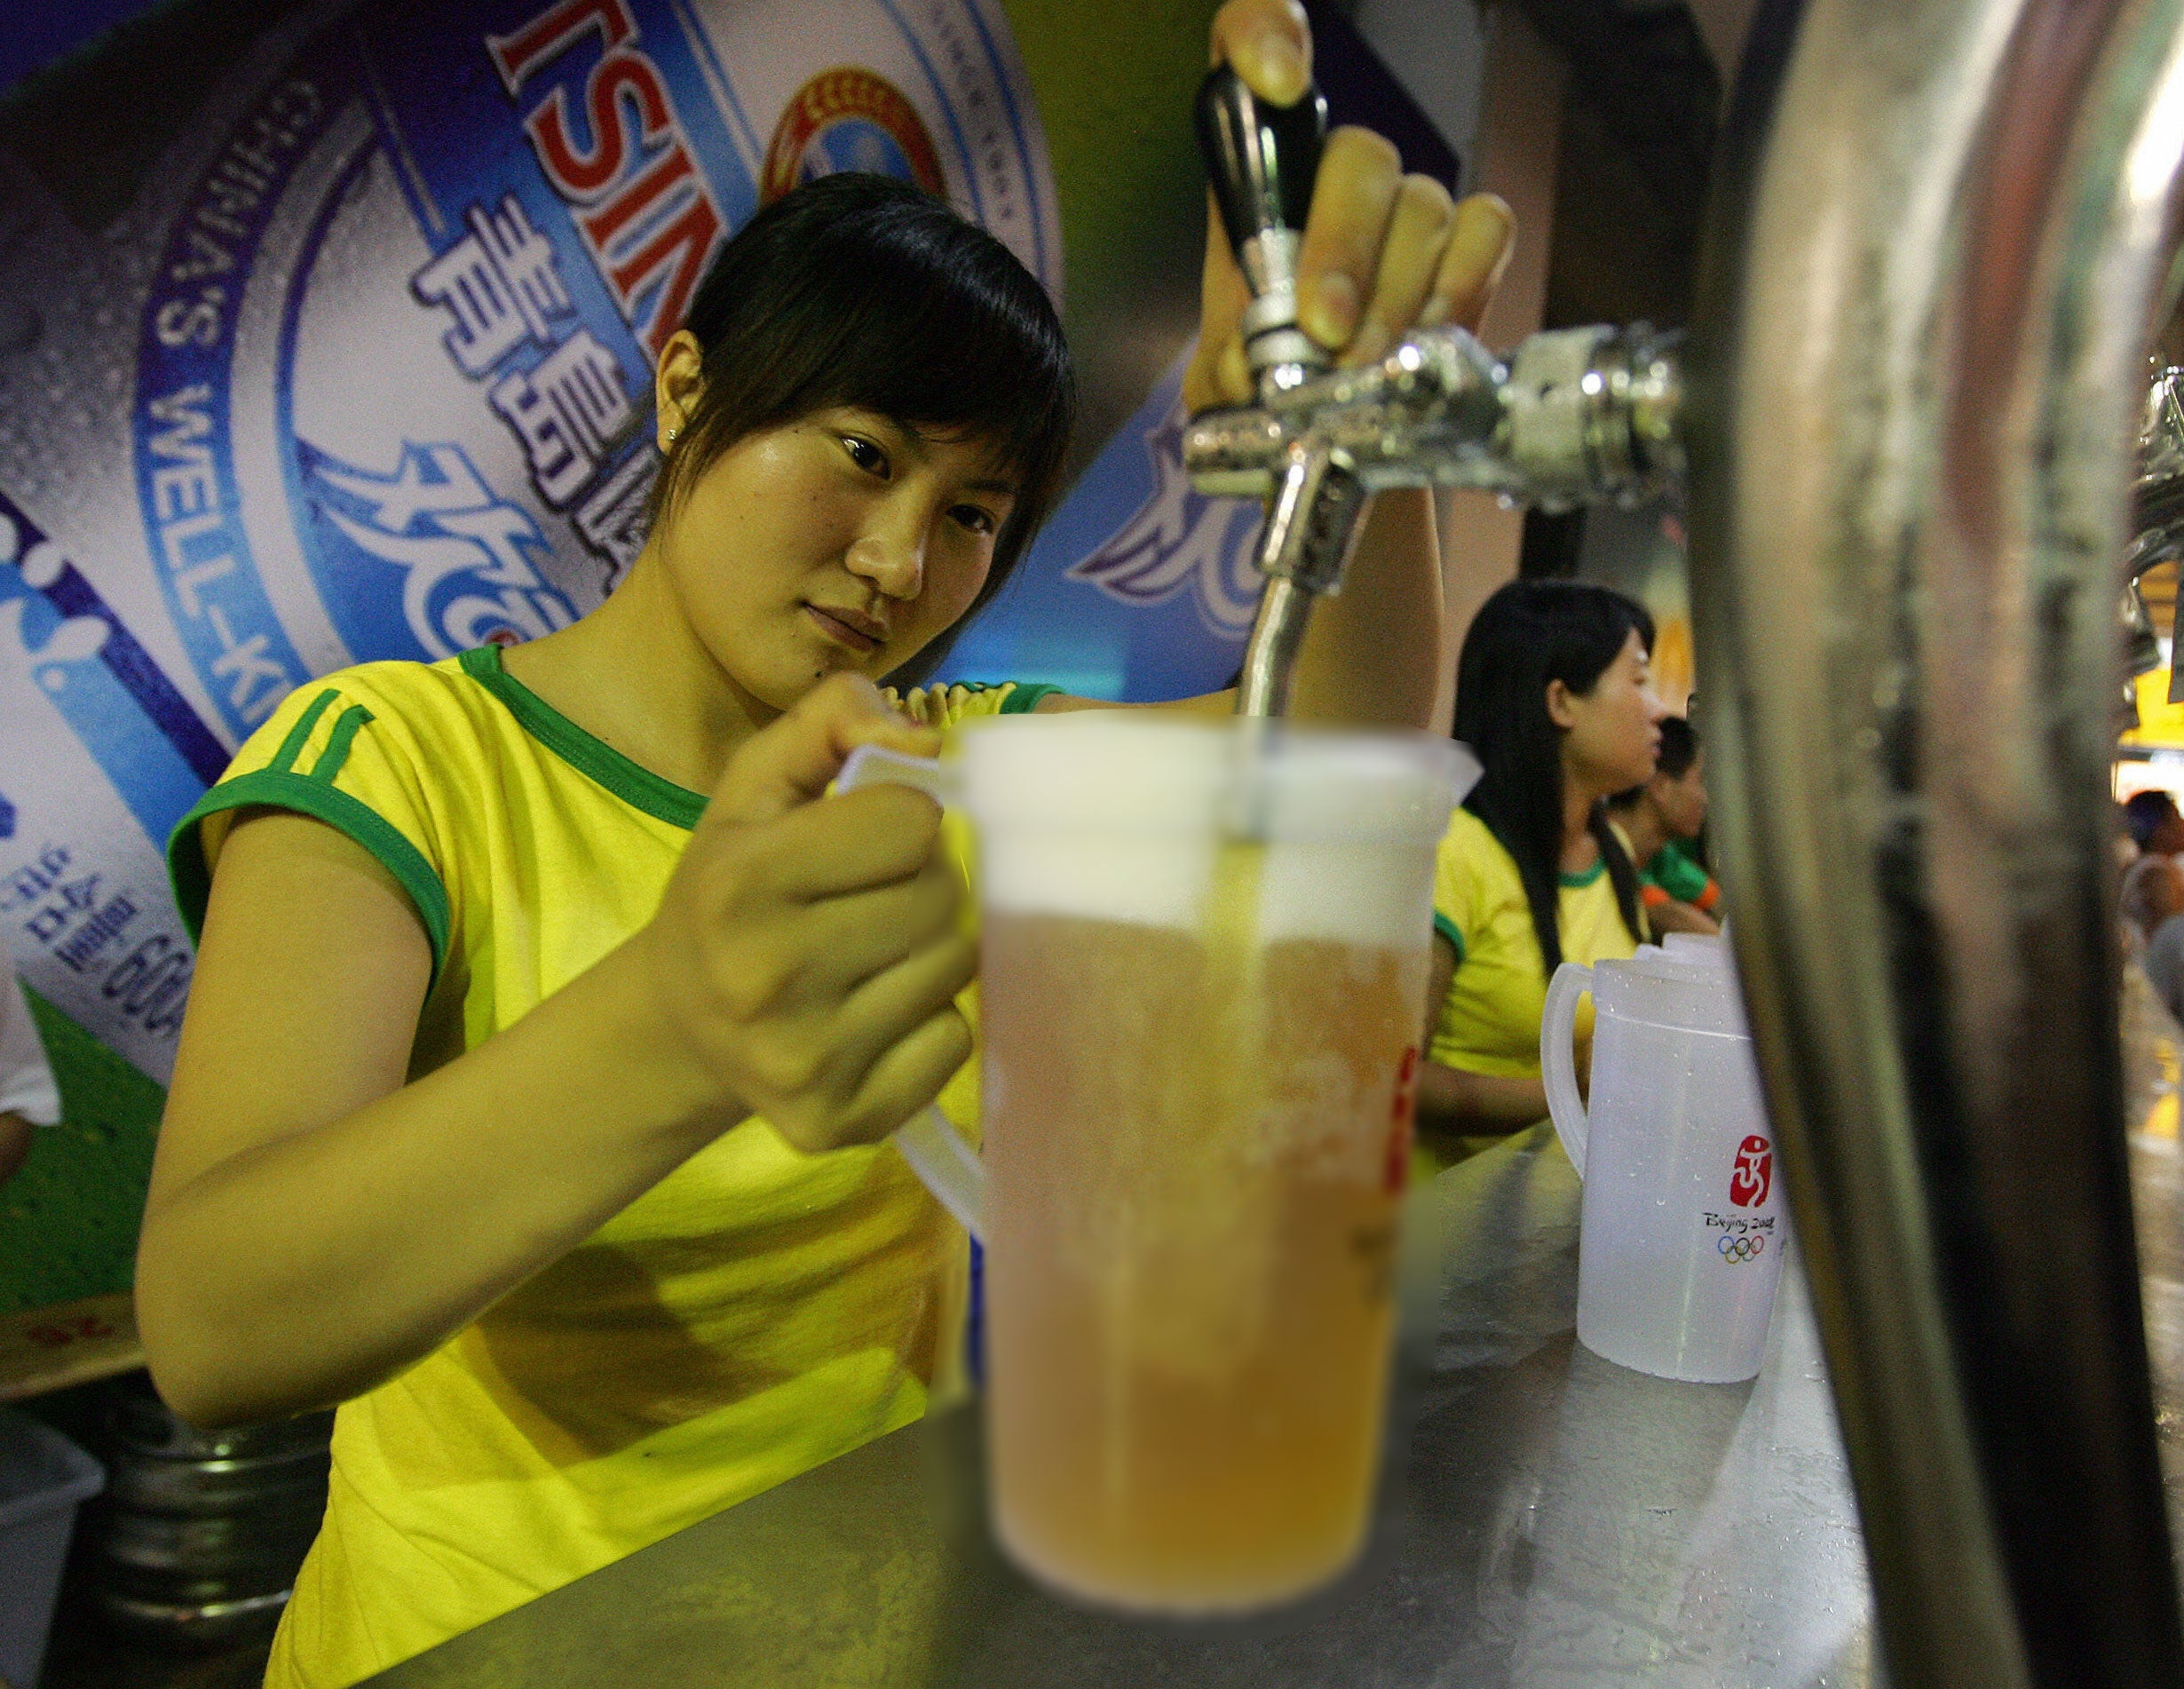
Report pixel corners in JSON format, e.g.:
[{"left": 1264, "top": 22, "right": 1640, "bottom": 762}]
[
  {"left": 1194, "top": 64, "right": 1329, "bottom": 390},
  {"left": 1195, "top": 63, "right": 1325, "bottom": 258}
]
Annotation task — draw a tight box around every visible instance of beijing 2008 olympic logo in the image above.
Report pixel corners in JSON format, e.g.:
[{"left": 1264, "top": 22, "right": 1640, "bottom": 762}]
[
  {"left": 1729, "top": 1132, "right": 1773, "bottom": 1208},
  {"left": 1719, "top": 1234, "right": 1768, "bottom": 1265},
  {"left": 762, "top": 68, "right": 946, "bottom": 202}
]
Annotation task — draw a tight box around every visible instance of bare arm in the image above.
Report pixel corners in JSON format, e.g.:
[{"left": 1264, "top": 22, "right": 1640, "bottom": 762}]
[
  {"left": 1282, "top": 488, "right": 1444, "bottom": 727},
  {"left": 1417, "top": 1065, "right": 1553, "bottom": 1136},
  {"left": 1413, "top": 932, "right": 1552, "bottom": 1138},
  {"left": 1647, "top": 898, "right": 1721, "bottom": 936},
  {"left": 138, "top": 678, "right": 969, "bottom": 1427},
  {"left": 140, "top": 813, "right": 710, "bottom": 1425}
]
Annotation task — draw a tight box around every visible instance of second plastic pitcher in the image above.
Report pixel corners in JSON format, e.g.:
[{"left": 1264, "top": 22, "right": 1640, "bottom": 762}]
[{"left": 1542, "top": 944, "right": 1783, "bottom": 1383}]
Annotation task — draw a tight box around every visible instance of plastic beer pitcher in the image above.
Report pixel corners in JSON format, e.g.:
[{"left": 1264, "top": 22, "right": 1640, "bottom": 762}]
[
  {"left": 1541, "top": 945, "right": 1784, "bottom": 1383},
  {"left": 840, "top": 714, "right": 1476, "bottom": 1612}
]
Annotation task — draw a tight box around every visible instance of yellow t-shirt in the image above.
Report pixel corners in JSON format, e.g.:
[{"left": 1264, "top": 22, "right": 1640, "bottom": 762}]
[
  {"left": 1423, "top": 808, "right": 1642, "bottom": 1165},
  {"left": 165, "top": 646, "right": 1052, "bottom": 1689}
]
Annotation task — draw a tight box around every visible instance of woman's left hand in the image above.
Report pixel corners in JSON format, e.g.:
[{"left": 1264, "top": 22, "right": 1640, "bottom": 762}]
[{"left": 1183, "top": 0, "right": 1515, "bottom": 415}]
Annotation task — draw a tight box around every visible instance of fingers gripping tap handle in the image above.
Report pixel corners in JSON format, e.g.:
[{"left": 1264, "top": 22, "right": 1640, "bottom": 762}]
[
  {"left": 1195, "top": 65, "right": 1330, "bottom": 395},
  {"left": 1195, "top": 64, "right": 1355, "bottom": 720}
]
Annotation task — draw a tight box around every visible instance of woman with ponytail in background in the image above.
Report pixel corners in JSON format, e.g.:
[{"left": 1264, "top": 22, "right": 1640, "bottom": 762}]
[{"left": 1417, "top": 580, "right": 1666, "bottom": 1170}]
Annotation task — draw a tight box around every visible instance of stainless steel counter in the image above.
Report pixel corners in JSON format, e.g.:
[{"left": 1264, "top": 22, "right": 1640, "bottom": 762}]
[{"left": 364, "top": 1114, "right": 2184, "bottom": 1688}]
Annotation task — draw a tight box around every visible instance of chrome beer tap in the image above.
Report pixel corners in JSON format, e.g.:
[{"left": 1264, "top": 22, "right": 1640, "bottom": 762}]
[{"left": 1193, "top": 67, "right": 1685, "bottom": 718}]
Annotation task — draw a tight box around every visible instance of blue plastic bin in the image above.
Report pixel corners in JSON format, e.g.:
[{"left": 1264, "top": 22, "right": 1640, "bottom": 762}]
[{"left": 0, "top": 1406, "right": 105, "bottom": 1689}]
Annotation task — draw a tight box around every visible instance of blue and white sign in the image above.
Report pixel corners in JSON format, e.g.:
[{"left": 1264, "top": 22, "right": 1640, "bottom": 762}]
[{"left": 0, "top": 496, "right": 218, "bottom": 1080}]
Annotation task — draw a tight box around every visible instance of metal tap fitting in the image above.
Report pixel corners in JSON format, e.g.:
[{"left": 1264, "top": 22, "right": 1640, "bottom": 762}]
[{"left": 1184, "top": 321, "right": 1685, "bottom": 513}]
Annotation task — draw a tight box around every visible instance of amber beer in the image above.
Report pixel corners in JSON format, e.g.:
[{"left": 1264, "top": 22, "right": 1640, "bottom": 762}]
[
  {"left": 980, "top": 910, "right": 1426, "bottom": 1611},
  {"left": 955, "top": 712, "right": 1468, "bottom": 1612}
]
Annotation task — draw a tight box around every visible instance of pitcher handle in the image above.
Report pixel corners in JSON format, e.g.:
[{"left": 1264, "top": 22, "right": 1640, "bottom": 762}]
[
  {"left": 835, "top": 744, "right": 984, "bottom": 1239},
  {"left": 1541, "top": 961, "right": 1593, "bottom": 1176},
  {"left": 891, "top": 1106, "right": 984, "bottom": 1238},
  {"left": 838, "top": 743, "right": 960, "bottom": 805}
]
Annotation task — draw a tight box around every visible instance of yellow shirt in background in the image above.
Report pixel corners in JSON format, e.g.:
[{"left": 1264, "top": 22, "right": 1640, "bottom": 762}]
[
  {"left": 1423, "top": 807, "right": 1643, "bottom": 1169},
  {"left": 167, "top": 647, "right": 1049, "bottom": 1689}
]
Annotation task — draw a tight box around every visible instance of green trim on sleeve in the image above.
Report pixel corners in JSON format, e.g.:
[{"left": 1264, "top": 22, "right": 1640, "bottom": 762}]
[
  {"left": 167, "top": 771, "right": 451, "bottom": 987},
  {"left": 310, "top": 703, "right": 376, "bottom": 784},
  {"left": 1433, "top": 911, "right": 1465, "bottom": 963},
  {"left": 458, "top": 646, "right": 705, "bottom": 830},
  {"left": 1645, "top": 841, "right": 1713, "bottom": 905},
  {"left": 269, "top": 688, "right": 340, "bottom": 773},
  {"left": 996, "top": 682, "right": 1058, "bottom": 715}
]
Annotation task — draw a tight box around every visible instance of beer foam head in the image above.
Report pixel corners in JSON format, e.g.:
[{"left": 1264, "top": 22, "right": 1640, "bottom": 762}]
[{"left": 960, "top": 713, "right": 1476, "bottom": 943}]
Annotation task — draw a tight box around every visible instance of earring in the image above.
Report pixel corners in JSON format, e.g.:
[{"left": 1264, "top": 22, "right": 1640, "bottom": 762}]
[{"left": 666, "top": 427, "right": 679, "bottom": 443}]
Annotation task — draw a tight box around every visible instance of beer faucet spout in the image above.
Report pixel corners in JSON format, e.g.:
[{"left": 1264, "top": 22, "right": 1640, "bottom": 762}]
[{"left": 1234, "top": 440, "right": 1366, "bottom": 718}]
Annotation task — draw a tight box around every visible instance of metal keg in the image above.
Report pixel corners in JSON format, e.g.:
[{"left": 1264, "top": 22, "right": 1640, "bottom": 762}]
[{"left": 75, "top": 1375, "right": 332, "bottom": 1651}]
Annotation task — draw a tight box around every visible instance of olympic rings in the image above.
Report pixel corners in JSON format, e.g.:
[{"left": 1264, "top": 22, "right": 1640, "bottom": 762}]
[{"left": 1717, "top": 1234, "right": 1768, "bottom": 1265}]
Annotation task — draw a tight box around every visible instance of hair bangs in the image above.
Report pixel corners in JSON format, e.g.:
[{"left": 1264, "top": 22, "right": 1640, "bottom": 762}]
[
  {"left": 655, "top": 174, "right": 1075, "bottom": 597},
  {"left": 766, "top": 235, "right": 1074, "bottom": 561}
]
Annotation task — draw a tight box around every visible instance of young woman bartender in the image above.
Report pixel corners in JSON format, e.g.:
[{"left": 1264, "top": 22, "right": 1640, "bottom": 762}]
[
  {"left": 1417, "top": 580, "right": 1666, "bottom": 1170},
  {"left": 136, "top": 4, "right": 1516, "bottom": 1682}
]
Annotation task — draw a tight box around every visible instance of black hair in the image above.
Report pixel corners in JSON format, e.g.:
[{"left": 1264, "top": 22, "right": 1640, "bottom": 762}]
[
  {"left": 1453, "top": 580, "right": 1655, "bottom": 975},
  {"left": 1654, "top": 713, "right": 1698, "bottom": 780},
  {"left": 652, "top": 173, "right": 1076, "bottom": 680},
  {"left": 2125, "top": 788, "right": 2181, "bottom": 851},
  {"left": 1605, "top": 713, "right": 1700, "bottom": 812}
]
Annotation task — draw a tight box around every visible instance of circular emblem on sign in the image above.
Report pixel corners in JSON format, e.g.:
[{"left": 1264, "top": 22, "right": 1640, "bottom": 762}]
[{"left": 762, "top": 67, "right": 946, "bottom": 202}]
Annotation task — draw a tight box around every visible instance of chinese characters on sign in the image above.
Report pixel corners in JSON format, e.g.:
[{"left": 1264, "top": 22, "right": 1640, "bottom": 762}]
[
  {"left": 411, "top": 196, "right": 574, "bottom": 375},
  {"left": 490, "top": 330, "right": 629, "bottom": 506},
  {"left": 310, "top": 442, "right": 579, "bottom": 659},
  {"left": 3, "top": 842, "right": 186, "bottom": 1040},
  {"left": 409, "top": 194, "right": 654, "bottom": 575}
]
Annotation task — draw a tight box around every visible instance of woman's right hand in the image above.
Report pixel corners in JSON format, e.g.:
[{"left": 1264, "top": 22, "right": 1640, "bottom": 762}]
[
  {"left": 637, "top": 673, "right": 978, "bottom": 1156},
  {"left": 142, "top": 670, "right": 973, "bottom": 1425}
]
